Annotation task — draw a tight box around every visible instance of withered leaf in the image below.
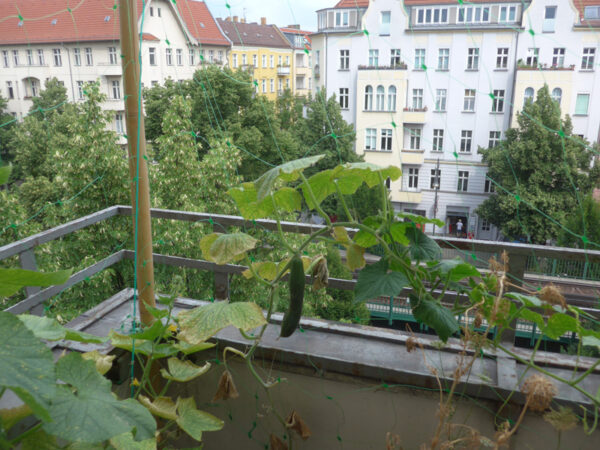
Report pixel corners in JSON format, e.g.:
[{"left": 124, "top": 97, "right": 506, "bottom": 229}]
[
  {"left": 285, "top": 410, "right": 311, "bottom": 440},
  {"left": 312, "top": 256, "right": 329, "bottom": 291},
  {"left": 212, "top": 370, "right": 239, "bottom": 402},
  {"left": 270, "top": 433, "right": 288, "bottom": 450}
]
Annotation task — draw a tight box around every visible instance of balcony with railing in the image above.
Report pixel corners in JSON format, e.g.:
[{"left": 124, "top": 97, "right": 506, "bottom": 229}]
[{"left": 277, "top": 64, "right": 291, "bottom": 76}]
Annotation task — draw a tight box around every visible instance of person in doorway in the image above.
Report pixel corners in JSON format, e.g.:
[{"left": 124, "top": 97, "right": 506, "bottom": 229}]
[{"left": 456, "top": 219, "right": 463, "bottom": 237}]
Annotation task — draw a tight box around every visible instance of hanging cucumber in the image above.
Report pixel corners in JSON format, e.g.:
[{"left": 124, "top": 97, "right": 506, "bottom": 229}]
[{"left": 280, "top": 255, "right": 305, "bottom": 338}]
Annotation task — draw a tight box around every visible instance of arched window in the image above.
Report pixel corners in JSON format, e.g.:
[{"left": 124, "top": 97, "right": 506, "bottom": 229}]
[
  {"left": 376, "top": 85, "right": 385, "bottom": 111},
  {"left": 23, "top": 77, "right": 40, "bottom": 98},
  {"left": 524, "top": 87, "right": 534, "bottom": 104},
  {"left": 364, "top": 85, "right": 373, "bottom": 110},
  {"left": 388, "top": 86, "right": 397, "bottom": 111},
  {"left": 552, "top": 87, "right": 562, "bottom": 106}
]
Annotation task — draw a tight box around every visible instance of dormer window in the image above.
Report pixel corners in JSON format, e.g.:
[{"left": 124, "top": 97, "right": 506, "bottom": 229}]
[{"left": 584, "top": 6, "right": 600, "bottom": 19}]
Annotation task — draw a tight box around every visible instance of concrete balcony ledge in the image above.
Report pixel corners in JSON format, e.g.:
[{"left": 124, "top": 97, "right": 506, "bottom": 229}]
[{"left": 395, "top": 191, "right": 423, "bottom": 203}]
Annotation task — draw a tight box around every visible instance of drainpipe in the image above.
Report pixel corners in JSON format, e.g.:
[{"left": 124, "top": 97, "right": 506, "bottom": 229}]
[{"left": 63, "top": 44, "right": 76, "bottom": 102}]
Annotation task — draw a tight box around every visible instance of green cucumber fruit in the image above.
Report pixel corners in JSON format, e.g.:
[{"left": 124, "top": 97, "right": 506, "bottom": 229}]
[{"left": 280, "top": 255, "right": 305, "bottom": 338}]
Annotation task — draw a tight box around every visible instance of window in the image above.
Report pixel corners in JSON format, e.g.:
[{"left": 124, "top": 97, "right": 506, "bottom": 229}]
[
  {"left": 166, "top": 48, "right": 172, "bottom": 65},
  {"left": 390, "top": 49, "right": 401, "bottom": 66},
  {"left": 233, "top": 54, "right": 238, "bottom": 68},
  {"left": 457, "top": 5, "right": 491, "bottom": 23},
  {"left": 340, "top": 50, "right": 349, "bottom": 70},
  {"left": 585, "top": 6, "right": 600, "bottom": 19},
  {"left": 253, "top": 54, "right": 258, "bottom": 68},
  {"left": 176, "top": 49, "right": 183, "bottom": 66},
  {"left": 496, "top": 48, "right": 509, "bottom": 69},
  {"left": 218, "top": 51, "right": 223, "bottom": 62},
  {"left": 12, "top": 50, "right": 19, "bottom": 66},
  {"left": 2, "top": 51, "right": 8, "bottom": 67},
  {"left": 242, "top": 54, "right": 247, "bottom": 66},
  {"left": 467, "top": 48, "right": 479, "bottom": 70},
  {"left": 149, "top": 48, "right": 156, "bottom": 66},
  {"left": 526, "top": 48, "right": 539, "bottom": 67},
  {"left": 278, "top": 55, "right": 282, "bottom": 66},
  {"left": 460, "top": 130, "right": 473, "bottom": 153},
  {"left": 262, "top": 79, "right": 267, "bottom": 93},
  {"left": 189, "top": 49, "right": 195, "bottom": 65},
  {"left": 364, "top": 85, "right": 373, "bottom": 110},
  {"left": 108, "top": 47, "right": 118, "bottom": 65},
  {"left": 409, "top": 128, "right": 422, "bottom": 150},
  {"left": 484, "top": 177, "right": 495, "bottom": 193},
  {"left": 25, "top": 78, "right": 39, "bottom": 98},
  {"left": 524, "top": 87, "right": 534, "bottom": 104},
  {"left": 73, "top": 48, "right": 81, "bottom": 66},
  {"left": 552, "top": 48, "right": 565, "bottom": 67},
  {"left": 438, "top": 48, "right": 449, "bottom": 70},
  {"left": 286, "top": 56, "right": 290, "bottom": 66},
  {"left": 415, "top": 7, "right": 449, "bottom": 24},
  {"left": 151, "top": 80, "right": 158, "bottom": 87},
  {"left": 489, "top": 131, "right": 501, "bottom": 148},
  {"left": 85, "top": 48, "right": 93, "bottom": 66},
  {"left": 339, "top": 88, "right": 349, "bottom": 109},
  {"left": 408, "top": 168, "right": 419, "bottom": 189},
  {"left": 388, "top": 86, "right": 397, "bottom": 111},
  {"left": 115, "top": 113, "right": 124, "bottom": 134},
  {"left": 6, "top": 81, "right": 14, "bottom": 99},
  {"left": 270, "top": 79, "right": 274, "bottom": 93},
  {"left": 582, "top": 48, "right": 595, "bottom": 70},
  {"left": 463, "top": 89, "right": 476, "bottom": 111},
  {"left": 575, "top": 94, "right": 590, "bottom": 115},
  {"left": 53, "top": 48, "right": 62, "bottom": 66},
  {"left": 430, "top": 169, "right": 441, "bottom": 189},
  {"left": 481, "top": 219, "right": 491, "bottom": 232},
  {"left": 150, "top": 6, "right": 154, "bottom": 16},
  {"left": 492, "top": 89, "right": 505, "bottom": 113},
  {"left": 551, "top": 87, "right": 562, "bottom": 106},
  {"left": 365, "top": 128, "right": 377, "bottom": 150},
  {"left": 381, "top": 129, "right": 393, "bottom": 151},
  {"left": 26, "top": 49, "right": 33, "bottom": 65},
  {"left": 435, "top": 89, "right": 447, "bottom": 112},
  {"left": 433, "top": 129, "right": 444, "bottom": 151},
  {"left": 286, "top": 79, "right": 290, "bottom": 89},
  {"left": 158, "top": 7, "right": 161, "bottom": 17},
  {"left": 368, "top": 49, "right": 379, "bottom": 67},
  {"left": 380, "top": 11, "right": 391, "bottom": 35},
  {"left": 111, "top": 80, "right": 121, "bottom": 99},
  {"left": 376, "top": 86, "right": 385, "bottom": 111},
  {"left": 37, "top": 49, "right": 44, "bottom": 65},
  {"left": 270, "top": 55, "right": 274, "bottom": 68},
  {"left": 262, "top": 55, "right": 267, "bottom": 68},
  {"left": 458, "top": 171, "right": 469, "bottom": 192},
  {"left": 543, "top": 6, "right": 557, "bottom": 32},
  {"left": 77, "top": 81, "right": 84, "bottom": 99},
  {"left": 499, "top": 5, "right": 517, "bottom": 23},
  {"left": 278, "top": 79, "right": 283, "bottom": 91},
  {"left": 412, "top": 89, "right": 423, "bottom": 109},
  {"left": 415, "top": 49, "right": 426, "bottom": 69}
]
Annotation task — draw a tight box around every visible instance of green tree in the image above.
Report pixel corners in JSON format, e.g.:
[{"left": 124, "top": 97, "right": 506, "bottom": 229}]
[
  {"left": 477, "top": 85, "right": 599, "bottom": 244},
  {"left": 0, "top": 94, "right": 15, "bottom": 164},
  {"left": 557, "top": 195, "right": 600, "bottom": 249},
  {"left": 29, "top": 77, "right": 68, "bottom": 114}
]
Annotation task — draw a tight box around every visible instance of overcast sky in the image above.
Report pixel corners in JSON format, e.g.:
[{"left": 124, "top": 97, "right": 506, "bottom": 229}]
[{"left": 203, "top": 0, "right": 327, "bottom": 31}]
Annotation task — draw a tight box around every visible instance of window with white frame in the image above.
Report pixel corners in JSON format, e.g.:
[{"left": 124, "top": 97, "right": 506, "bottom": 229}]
[
  {"left": 438, "top": 48, "right": 449, "bottom": 70},
  {"left": 484, "top": 177, "right": 495, "bottom": 193},
  {"left": 37, "top": 49, "right": 44, "bottom": 65},
  {"left": 73, "top": 48, "right": 81, "bottom": 66},
  {"left": 463, "top": 89, "right": 476, "bottom": 111},
  {"left": 376, "top": 85, "right": 385, "bottom": 111},
  {"left": 524, "top": 87, "right": 534, "bottom": 103},
  {"left": 270, "top": 79, "right": 274, "bottom": 92},
  {"left": 388, "top": 86, "right": 397, "bottom": 111},
  {"left": 242, "top": 54, "right": 247, "bottom": 66},
  {"left": 391, "top": 49, "right": 401, "bottom": 66},
  {"left": 585, "top": 6, "right": 600, "bottom": 19},
  {"left": 189, "top": 49, "right": 195, "bottom": 65},
  {"left": 552, "top": 48, "right": 565, "bottom": 67},
  {"left": 25, "top": 78, "right": 39, "bottom": 98},
  {"left": 481, "top": 218, "right": 491, "bottom": 231},
  {"left": 278, "top": 55, "right": 283, "bottom": 66},
  {"left": 433, "top": 129, "right": 444, "bottom": 151},
  {"left": 85, "top": 47, "right": 93, "bottom": 66},
  {"left": 233, "top": 54, "right": 238, "bottom": 68},
  {"left": 489, "top": 131, "right": 501, "bottom": 148},
  {"left": 209, "top": 50, "right": 214, "bottom": 63},
  {"left": 415, "top": 49, "right": 426, "bottom": 69},
  {"left": 6, "top": 81, "right": 14, "bottom": 99},
  {"left": 575, "top": 93, "right": 590, "bottom": 115},
  {"left": 262, "top": 55, "right": 267, "bottom": 68},
  {"left": 467, "top": 48, "right": 479, "bottom": 70},
  {"left": 412, "top": 89, "right": 423, "bottom": 109},
  {"left": 365, "top": 128, "right": 377, "bottom": 150},
  {"left": 458, "top": 171, "right": 469, "bottom": 192},
  {"left": 380, "top": 11, "right": 391, "bottom": 35},
  {"left": 460, "top": 130, "right": 473, "bottom": 152},
  {"left": 430, "top": 169, "right": 441, "bottom": 189},
  {"left": 415, "top": 7, "right": 449, "bottom": 25},
  {"left": 53, "top": 48, "right": 62, "bottom": 66},
  {"left": 158, "top": 7, "right": 162, "bottom": 17},
  {"left": 109, "top": 47, "right": 118, "bottom": 65},
  {"left": 166, "top": 48, "right": 173, "bottom": 65},
  {"left": 176, "top": 49, "right": 183, "bottom": 66},
  {"left": 458, "top": 5, "right": 491, "bottom": 23},
  {"left": 149, "top": 48, "right": 156, "bottom": 66},
  {"left": 335, "top": 10, "right": 349, "bottom": 27},
  {"left": 526, "top": 48, "right": 539, "bottom": 67},
  {"left": 409, "top": 128, "right": 422, "bottom": 150},
  {"left": 150, "top": 6, "right": 154, "bottom": 16},
  {"left": 12, "top": 50, "right": 19, "bottom": 66},
  {"left": 286, "top": 78, "right": 290, "bottom": 89},
  {"left": 270, "top": 55, "right": 274, "bottom": 68},
  {"left": 115, "top": 113, "right": 124, "bottom": 134},
  {"left": 111, "top": 80, "right": 121, "bottom": 99},
  {"left": 340, "top": 50, "right": 349, "bottom": 70},
  {"left": 543, "top": 6, "right": 557, "bottom": 32},
  {"left": 435, "top": 89, "right": 447, "bottom": 112},
  {"left": 407, "top": 168, "right": 419, "bottom": 189},
  {"left": 26, "top": 49, "right": 33, "bottom": 66},
  {"left": 492, "top": 89, "right": 505, "bottom": 112},
  {"left": 496, "top": 48, "right": 509, "bottom": 69},
  {"left": 77, "top": 81, "right": 84, "bottom": 99},
  {"left": 286, "top": 55, "right": 290, "bottom": 66},
  {"left": 2, "top": 51, "right": 9, "bottom": 67},
  {"left": 552, "top": 87, "right": 562, "bottom": 106},
  {"left": 253, "top": 54, "right": 258, "bottom": 67},
  {"left": 364, "top": 85, "right": 373, "bottom": 110},
  {"left": 368, "top": 49, "right": 379, "bottom": 67},
  {"left": 499, "top": 5, "right": 517, "bottom": 23},
  {"left": 339, "top": 88, "right": 349, "bottom": 109},
  {"left": 278, "top": 79, "right": 283, "bottom": 91},
  {"left": 381, "top": 129, "right": 393, "bottom": 151},
  {"left": 582, "top": 48, "right": 595, "bottom": 70},
  {"left": 262, "top": 79, "right": 267, "bottom": 93}
]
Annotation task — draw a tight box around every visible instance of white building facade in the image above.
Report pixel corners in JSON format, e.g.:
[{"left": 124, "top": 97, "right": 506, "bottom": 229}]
[{"left": 312, "top": 0, "right": 600, "bottom": 239}]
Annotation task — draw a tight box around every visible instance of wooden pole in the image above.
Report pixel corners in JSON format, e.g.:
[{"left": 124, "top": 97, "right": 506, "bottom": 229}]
[{"left": 119, "top": 0, "right": 155, "bottom": 325}]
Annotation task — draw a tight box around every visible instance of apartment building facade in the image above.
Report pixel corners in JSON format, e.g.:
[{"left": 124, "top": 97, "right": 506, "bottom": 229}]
[
  {"left": 0, "top": 0, "right": 230, "bottom": 136},
  {"left": 312, "top": 0, "right": 600, "bottom": 239},
  {"left": 217, "top": 17, "right": 294, "bottom": 101},
  {"left": 280, "top": 26, "right": 313, "bottom": 97}
]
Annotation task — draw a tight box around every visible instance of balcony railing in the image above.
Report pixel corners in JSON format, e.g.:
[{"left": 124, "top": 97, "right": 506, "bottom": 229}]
[
  {"left": 277, "top": 65, "right": 291, "bottom": 76},
  {"left": 358, "top": 63, "right": 408, "bottom": 70}
]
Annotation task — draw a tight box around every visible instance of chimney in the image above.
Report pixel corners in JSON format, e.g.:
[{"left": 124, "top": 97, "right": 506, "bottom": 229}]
[
  {"left": 241, "top": 18, "right": 246, "bottom": 23},
  {"left": 225, "top": 16, "right": 231, "bottom": 22},
  {"left": 261, "top": 17, "right": 267, "bottom": 25},
  {"left": 233, "top": 15, "right": 238, "bottom": 22}
]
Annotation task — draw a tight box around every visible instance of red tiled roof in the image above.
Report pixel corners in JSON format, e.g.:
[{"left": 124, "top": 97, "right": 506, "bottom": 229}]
[
  {"left": 571, "top": 0, "right": 600, "bottom": 26},
  {"left": 142, "top": 33, "right": 159, "bottom": 41},
  {"left": 334, "top": 0, "right": 369, "bottom": 8},
  {"left": 217, "top": 19, "right": 291, "bottom": 49},
  {"left": 279, "top": 27, "right": 313, "bottom": 35},
  {"left": 404, "top": 0, "right": 517, "bottom": 4},
  {"left": 0, "top": 0, "right": 229, "bottom": 46}
]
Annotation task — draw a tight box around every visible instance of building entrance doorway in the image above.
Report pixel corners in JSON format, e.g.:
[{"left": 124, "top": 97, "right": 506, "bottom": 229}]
[{"left": 447, "top": 214, "right": 468, "bottom": 237}]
